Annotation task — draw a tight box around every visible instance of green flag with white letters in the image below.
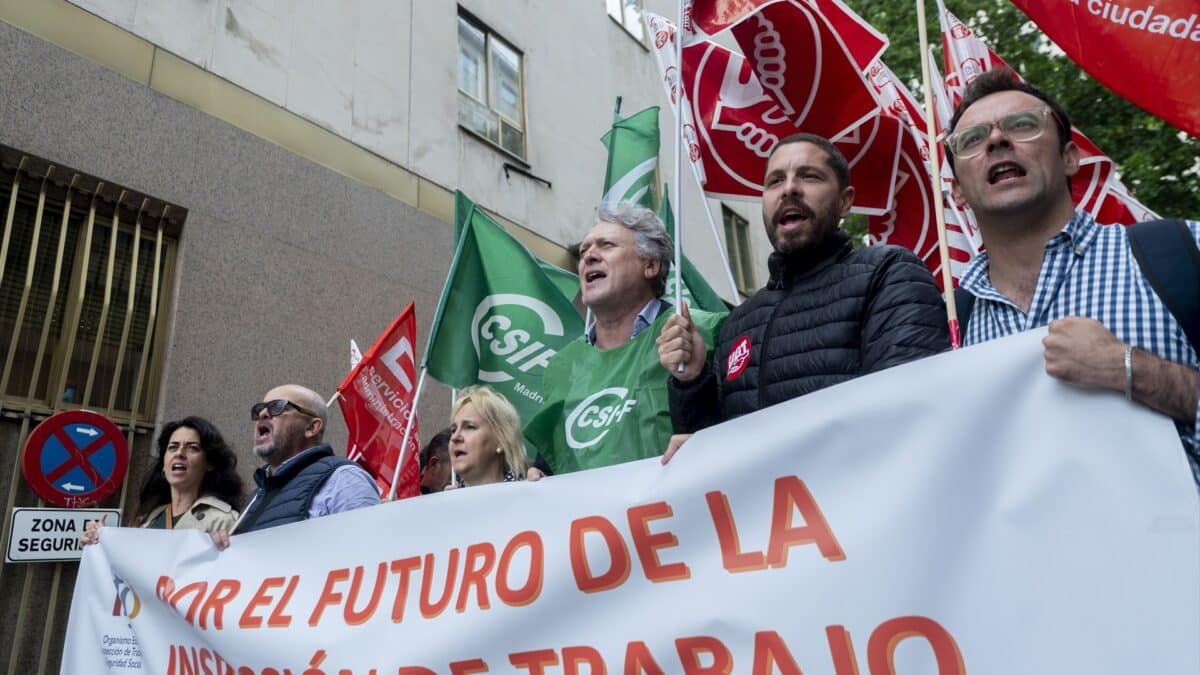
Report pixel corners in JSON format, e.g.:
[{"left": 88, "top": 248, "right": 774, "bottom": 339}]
[
  {"left": 523, "top": 308, "right": 723, "bottom": 474},
  {"left": 425, "top": 192, "right": 585, "bottom": 422},
  {"left": 601, "top": 106, "right": 660, "bottom": 207}
]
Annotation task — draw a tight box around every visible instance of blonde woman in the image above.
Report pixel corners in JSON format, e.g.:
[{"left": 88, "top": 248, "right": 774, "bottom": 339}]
[{"left": 448, "top": 386, "right": 529, "bottom": 488}]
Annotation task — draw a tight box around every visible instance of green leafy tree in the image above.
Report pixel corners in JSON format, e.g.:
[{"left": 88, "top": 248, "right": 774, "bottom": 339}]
[{"left": 843, "top": 0, "right": 1200, "bottom": 217}]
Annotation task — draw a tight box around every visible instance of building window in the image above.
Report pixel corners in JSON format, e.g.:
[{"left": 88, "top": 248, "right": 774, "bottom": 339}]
[
  {"left": 606, "top": 0, "right": 646, "bottom": 43},
  {"left": 457, "top": 13, "right": 526, "bottom": 159},
  {"left": 0, "top": 147, "right": 180, "bottom": 424},
  {"left": 722, "top": 205, "right": 756, "bottom": 296}
]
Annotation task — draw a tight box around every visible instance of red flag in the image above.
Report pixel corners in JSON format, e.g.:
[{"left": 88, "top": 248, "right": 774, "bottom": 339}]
[
  {"left": 936, "top": 0, "right": 1158, "bottom": 226},
  {"left": 865, "top": 57, "right": 983, "bottom": 286},
  {"left": 688, "top": 0, "right": 887, "bottom": 69},
  {"left": 335, "top": 303, "right": 421, "bottom": 499},
  {"left": 1008, "top": 0, "right": 1200, "bottom": 139},
  {"left": 728, "top": 0, "right": 879, "bottom": 141},
  {"left": 648, "top": 8, "right": 896, "bottom": 207}
]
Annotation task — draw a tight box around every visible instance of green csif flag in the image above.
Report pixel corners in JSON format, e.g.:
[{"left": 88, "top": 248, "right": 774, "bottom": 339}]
[
  {"left": 425, "top": 192, "right": 585, "bottom": 422},
  {"left": 601, "top": 106, "right": 659, "bottom": 207},
  {"left": 659, "top": 185, "right": 729, "bottom": 315}
]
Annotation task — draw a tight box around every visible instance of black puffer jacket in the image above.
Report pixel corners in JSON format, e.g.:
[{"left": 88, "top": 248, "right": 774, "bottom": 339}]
[{"left": 669, "top": 231, "right": 949, "bottom": 432}]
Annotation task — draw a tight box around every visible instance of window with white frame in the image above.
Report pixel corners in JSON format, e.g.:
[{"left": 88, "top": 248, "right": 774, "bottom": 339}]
[
  {"left": 606, "top": 0, "right": 646, "bottom": 43},
  {"left": 722, "top": 205, "right": 756, "bottom": 296},
  {"left": 457, "top": 13, "right": 526, "bottom": 159}
]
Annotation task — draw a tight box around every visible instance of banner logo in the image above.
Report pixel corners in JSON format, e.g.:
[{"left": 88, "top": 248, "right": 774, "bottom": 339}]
[
  {"left": 471, "top": 294, "right": 566, "bottom": 383},
  {"left": 726, "top": 336, "right": 752, "bottom": 380},
  {"left": 111, "top": 575, "right": 140, "bottom": 620},
  {"left": 564, "top": 387, "right": 637, "bottom": 450}
]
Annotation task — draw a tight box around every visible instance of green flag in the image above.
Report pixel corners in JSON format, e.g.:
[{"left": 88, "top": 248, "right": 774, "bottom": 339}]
[
  {"left": 426, "top": 192, "right": 585, "bottom": 422},
  {"left": 601, "top": 106, "right": 659, "bottom": 207},
  {"left": 659, "top": 185, "right": 730, "bottom": 315},
  {"left": 537, "top": 258, "right": 581, "bottom": 304}
]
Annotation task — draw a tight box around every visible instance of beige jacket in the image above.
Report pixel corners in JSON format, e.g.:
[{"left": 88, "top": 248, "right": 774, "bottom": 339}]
[{"left": 140, "top": 494, "right": 238, "bottom": 532}]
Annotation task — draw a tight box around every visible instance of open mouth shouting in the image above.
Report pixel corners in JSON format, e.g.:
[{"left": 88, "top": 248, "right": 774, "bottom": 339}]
[
  {"left": 987, "top": 161, "right": 1027, "bottom": 185},
  {"left": 773, "top": 199, "right": 816, "bottom": 235}
]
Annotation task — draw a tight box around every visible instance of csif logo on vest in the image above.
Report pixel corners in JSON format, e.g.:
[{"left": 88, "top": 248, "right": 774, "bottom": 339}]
[
  {"left": 471, "top": 294, "right": 566, "bottom": 383},
  {"left": 111, "top": 574, "right": 141, "bottom": 620},
  {"left": 564, "top": 387, "right": 638, "bottom": 450},
  {"left": 726, "top": 336, "right": 751, "bottom": 380}
]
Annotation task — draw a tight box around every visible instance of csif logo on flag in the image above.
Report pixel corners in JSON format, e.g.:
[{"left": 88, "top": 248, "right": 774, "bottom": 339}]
[
  {"left": 564, "top": 387, "right": 637, "bottom": 450},
  {"left": 470, "top": 294, "right": 566, "bottom": 383}
]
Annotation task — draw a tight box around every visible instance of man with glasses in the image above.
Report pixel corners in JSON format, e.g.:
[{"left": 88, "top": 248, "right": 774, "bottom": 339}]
[
  {"left": 946, "top": 67, "right": 1200, "bottom": 477},
  {"left": 231, "top": 384, "right": 379, "bottom": 535}
]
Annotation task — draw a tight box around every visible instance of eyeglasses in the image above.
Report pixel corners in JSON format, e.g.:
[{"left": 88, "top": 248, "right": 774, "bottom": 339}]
[
  {"left": 250, "top": 399, "right": 318, "bottom": 420},
  {"left": 946, "top": 108, "right": 1058, "bottom": 159}
]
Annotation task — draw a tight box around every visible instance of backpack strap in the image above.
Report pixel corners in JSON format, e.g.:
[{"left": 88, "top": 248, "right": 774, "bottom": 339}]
[
  {"left": 953, "top": 286, "right": 976, "bottom": 338},
  {"left": 1127, "top": 219, "right": 1200, "bottom": 355}
]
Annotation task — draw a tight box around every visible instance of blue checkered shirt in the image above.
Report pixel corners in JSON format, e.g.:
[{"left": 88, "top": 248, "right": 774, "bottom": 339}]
[{"left": 959, "top": 212, "right": 1200, "bottom": 477}]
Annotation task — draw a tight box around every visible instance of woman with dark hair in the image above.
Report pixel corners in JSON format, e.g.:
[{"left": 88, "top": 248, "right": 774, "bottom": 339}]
[{"left": 82, "top": 416, "right": 244, "bottom": 542}]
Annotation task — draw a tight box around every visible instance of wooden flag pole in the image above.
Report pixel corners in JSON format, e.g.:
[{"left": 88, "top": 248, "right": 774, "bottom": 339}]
[
  {"left": 385, "top": 366, "right": 428, "bottom": 501},
  {"left": 915, "top": 0, "right": 962, "bottom": 349}
]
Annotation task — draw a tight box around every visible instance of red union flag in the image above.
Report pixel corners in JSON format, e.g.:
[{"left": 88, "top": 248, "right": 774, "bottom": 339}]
[
  {"left": 1009, "top": 0, "right": 1200, "bottom": 138},
  {"left": 689, "top": 0, "right": 887, "bottom": 69},
  {"left": 648, "top": 6, "right": 891, "bottom": 203},
  {"left": 936, "top": 0, "right": 1159, "bottom": 226},
  {"left": 681, "top": 39, "right": 798, "bottom": 198},
  {"left": 728, "top": 0, "right": 879, "bottom": 141},
  {"left": 335, "top": 303, "right": 420, "bottom": 500}
]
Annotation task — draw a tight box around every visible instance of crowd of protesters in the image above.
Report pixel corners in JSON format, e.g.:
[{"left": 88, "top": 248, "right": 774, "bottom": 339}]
[{"left": 83, "top": 67, "right": 1200, "bottom": 551}]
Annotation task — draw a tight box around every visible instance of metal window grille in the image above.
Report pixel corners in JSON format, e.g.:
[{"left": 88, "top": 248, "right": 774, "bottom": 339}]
[{"left": 0, "top": 145, "right": 184, "bottom": 675}]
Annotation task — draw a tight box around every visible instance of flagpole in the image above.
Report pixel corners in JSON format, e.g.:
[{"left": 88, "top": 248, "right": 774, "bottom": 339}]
[
  {"left": 670, "top": 1, "right": 687, "bottom": 374},
  {"left": 915, "top": 0, "right": 961, "bottom": 349},
  {"left": 603, "top": 96, "right": 623, "bottom": 203},
  {"left": 691, "top": 171, "right": 742, "bottom": 302},
  {"left": 672, "top": 0, "right": 684, "bottom": 319},
  {"left": 385, "top": 366, "right": 428, "bottom": 501}
]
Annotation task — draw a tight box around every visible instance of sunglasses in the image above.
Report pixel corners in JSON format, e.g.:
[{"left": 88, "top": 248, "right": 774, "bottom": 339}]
[
  {"left": 250, "top": 399, "right": 318, "bottom": 420},
  {"left": 946, "top": 108, "right": 1059, "bottom": 159}
]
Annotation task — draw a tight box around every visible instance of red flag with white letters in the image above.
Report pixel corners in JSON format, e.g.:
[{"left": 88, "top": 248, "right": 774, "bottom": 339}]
[
  {"left": 936, "top": 0, "right": 1158, "bottom": 226},
  {"left": 1008, "top": 0, "right": 1200, "bottom": 139},
  {"left": 335, "top": 303, "right": 420, "bottom": 499}
]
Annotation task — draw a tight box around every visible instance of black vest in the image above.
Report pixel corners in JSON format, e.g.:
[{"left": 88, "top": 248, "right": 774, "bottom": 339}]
[{"left": 237, "top": 445, "right": 353, "bottom": 533}]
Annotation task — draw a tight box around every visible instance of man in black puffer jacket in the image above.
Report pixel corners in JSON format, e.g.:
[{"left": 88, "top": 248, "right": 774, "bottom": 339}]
[{"left": 657, "top": 133, "right": 949, "bottom": 457}]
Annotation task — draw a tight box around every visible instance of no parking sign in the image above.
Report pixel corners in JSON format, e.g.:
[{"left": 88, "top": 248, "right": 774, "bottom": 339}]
[{"left": 21, "top": 410, "right": 129, "bottom": 508}]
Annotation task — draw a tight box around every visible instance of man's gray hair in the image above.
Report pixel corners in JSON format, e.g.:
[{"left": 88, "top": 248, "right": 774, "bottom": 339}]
[{"left": 596, "top": 201, "right": 673, "bottom": 297}]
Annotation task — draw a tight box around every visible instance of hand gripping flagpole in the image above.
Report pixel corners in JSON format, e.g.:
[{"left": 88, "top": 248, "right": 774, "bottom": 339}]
[
  {"left": 385, "top": 366, "right": 427, "bottom": 501},
  {"left": 915, "top": 0, "right": 962, "bottom": 349}
]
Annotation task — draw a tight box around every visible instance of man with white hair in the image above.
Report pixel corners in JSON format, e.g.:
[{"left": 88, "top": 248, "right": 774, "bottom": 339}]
[{"left": 524, "top": 202, "right": 723, "bottom": 475}]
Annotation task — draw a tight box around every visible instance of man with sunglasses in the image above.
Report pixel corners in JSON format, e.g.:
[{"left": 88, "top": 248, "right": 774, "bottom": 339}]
[
  {"left": 232, "top": 384, "right": 380, "bottom": 535},
  {"left": 947, "top": 68, "right": 1200, "bottom": 479}
]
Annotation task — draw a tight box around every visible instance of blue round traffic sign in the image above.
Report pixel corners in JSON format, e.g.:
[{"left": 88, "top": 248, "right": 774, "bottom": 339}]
[{"left": 22, "top": 410, "right": 129, "bottom": 507}]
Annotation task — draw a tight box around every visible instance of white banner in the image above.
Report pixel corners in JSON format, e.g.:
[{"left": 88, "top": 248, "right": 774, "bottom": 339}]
[{"left": 64, "top": 331, "right": 1199, "bottom": 674}]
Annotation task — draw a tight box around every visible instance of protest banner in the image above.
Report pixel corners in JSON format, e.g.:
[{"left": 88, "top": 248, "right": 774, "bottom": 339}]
[{"left": 63, "top": 331, "right": 1198, "bottom": 674}]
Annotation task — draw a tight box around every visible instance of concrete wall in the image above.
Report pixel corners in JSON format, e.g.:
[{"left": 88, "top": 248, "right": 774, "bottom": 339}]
[
  {"left": 63, "top": 0, "right": 770, "bottom": 299},
  {"left": 0, "top": 18, "right": 452, "bottom": 468}
]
